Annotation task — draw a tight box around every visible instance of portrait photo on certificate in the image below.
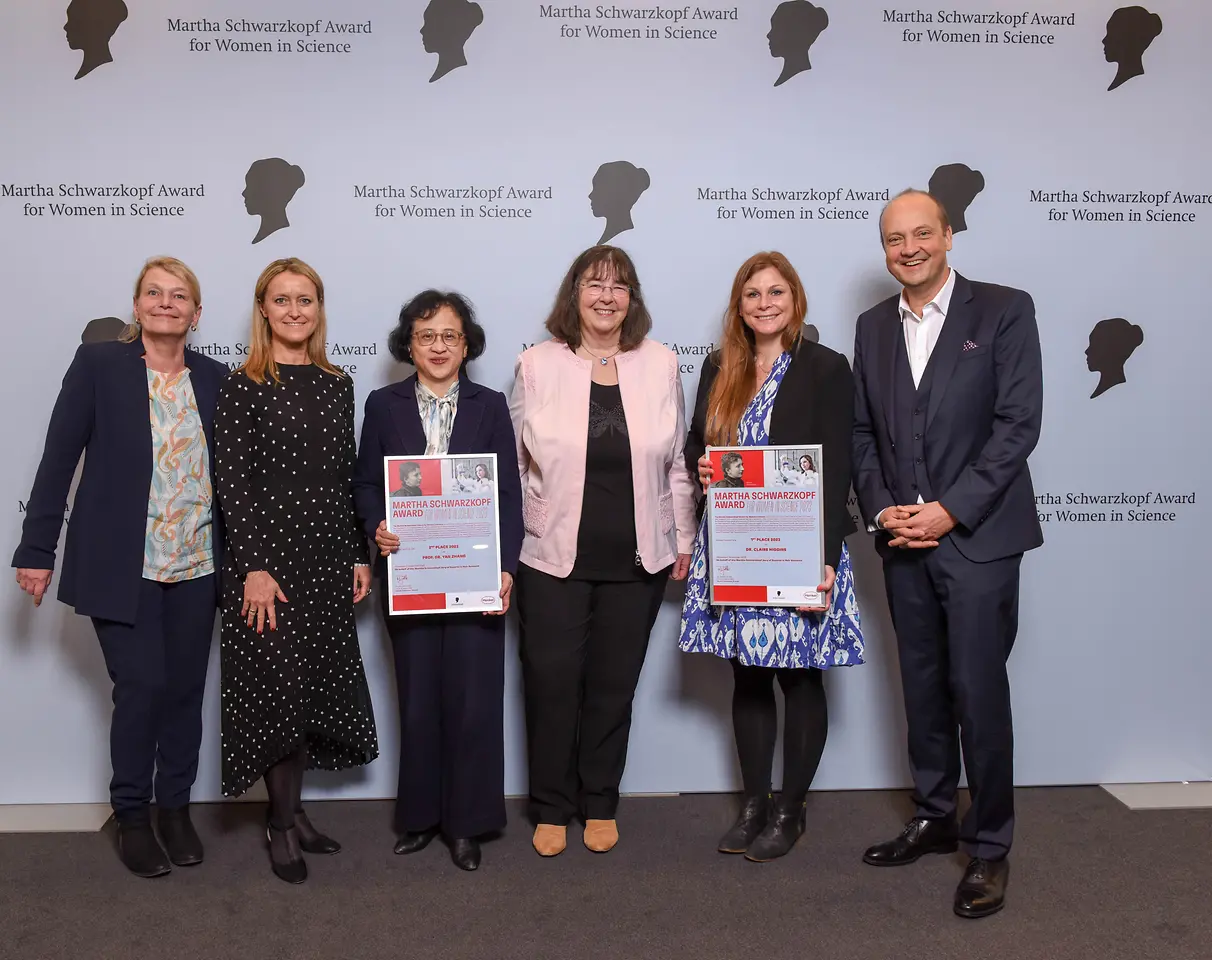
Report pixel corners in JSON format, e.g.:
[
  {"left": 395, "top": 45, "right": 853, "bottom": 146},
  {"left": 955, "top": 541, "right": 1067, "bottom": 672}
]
[
  {"left": 705, "top": 445, "right": 825, "bottom": 607},
  {"left": 383, "top": 453, "right": 503, "bottom": 615}
]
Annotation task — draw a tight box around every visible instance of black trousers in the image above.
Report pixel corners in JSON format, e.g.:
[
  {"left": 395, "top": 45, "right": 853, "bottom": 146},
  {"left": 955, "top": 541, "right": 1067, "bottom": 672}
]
[
  {"left": 386, "top": 607, "right": 506, "bottom": 839},
  {"left": 91, "top": 575, "right": 216, "bottom": 821},
  {"left": 882, "top": 537, "right": 1022, "bottom": 861},
  {"left": 515, "top": 563, "right": 668, "bottom": 825}
]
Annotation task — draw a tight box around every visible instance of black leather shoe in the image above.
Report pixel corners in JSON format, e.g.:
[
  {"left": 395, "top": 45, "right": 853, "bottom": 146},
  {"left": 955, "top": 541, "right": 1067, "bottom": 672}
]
[
  {"left": 266, "top": 824, "right": 307, "bottom": 884},
  {"left": 156, "top": 805, "right": 203, "bottom": 866},
  {"left": 449, "top": 837, "right": 481, "bottom": 872},
  {"left": 862, "top": 817, "right": 958, "bottom": 866},
  {"left": 295, "top": 809, "right": 341, "bottom": 855},
  {"left": 718, "top": 793, "right": 772, "bottom": 854},
  {"left": 117, "top": 820, "right": 172, "bottom": 878},
  {"left": 954, "top": 857, "right": 1009, "bottom": 918},
  {"left": 744, "top": 795, "right": 806, "bottom": 862},
  {"left": 393, "top": 826, "right": 440, "bottom": 855}
]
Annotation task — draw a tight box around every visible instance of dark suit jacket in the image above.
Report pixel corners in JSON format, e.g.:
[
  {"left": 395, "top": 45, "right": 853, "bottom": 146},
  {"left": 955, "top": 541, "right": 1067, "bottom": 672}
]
[
  {"left": 352, "top": 373, "right": 523, "bottom": 579},
  {"left": 851, "top": 272, "right": 1044, "bottom": 562},
  {"left": 12, "top": 338, "right": 228, "bottom": 624},
  {"left": 686, "top": 338, "right": 856, "bottom": 569}
]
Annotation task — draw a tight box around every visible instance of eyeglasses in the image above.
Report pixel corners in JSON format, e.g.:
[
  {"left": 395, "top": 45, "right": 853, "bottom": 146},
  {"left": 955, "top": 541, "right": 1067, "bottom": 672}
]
[
  {"left": 580, "top": 280, "right": 631, "bottom": 299},
  {"left": 412, "top": 329, "right": 465, "bottom": 347}
]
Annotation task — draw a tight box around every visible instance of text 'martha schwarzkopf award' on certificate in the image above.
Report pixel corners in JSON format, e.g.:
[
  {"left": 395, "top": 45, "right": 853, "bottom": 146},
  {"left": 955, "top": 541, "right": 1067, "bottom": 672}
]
[
  {"left": 705, "top": 444, "right": 826, "bottom": 607},
  {"left": 383, "top": 453, "right": 504, "bottom": 615}
]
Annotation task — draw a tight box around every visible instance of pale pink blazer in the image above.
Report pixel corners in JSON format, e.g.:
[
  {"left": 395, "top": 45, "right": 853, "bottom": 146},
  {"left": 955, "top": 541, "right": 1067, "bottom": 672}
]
[{"left": 509, "top": 338, "right": 698, "bottom": 578}]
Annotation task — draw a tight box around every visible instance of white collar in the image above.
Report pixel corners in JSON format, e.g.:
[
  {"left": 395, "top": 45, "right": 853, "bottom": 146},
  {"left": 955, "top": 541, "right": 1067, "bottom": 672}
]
[{"left": 898, "top": 267, "right": 956, "bottom": 322}]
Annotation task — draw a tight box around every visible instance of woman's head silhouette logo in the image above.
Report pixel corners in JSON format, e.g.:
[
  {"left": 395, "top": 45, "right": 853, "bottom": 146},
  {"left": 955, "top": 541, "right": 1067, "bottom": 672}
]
[
  {"left": 421, "top": 0, "right": 485, "bottom": 83},
  {"left": 768, "top": 1, "right": 829, "bottom": 87},
  {"left": 81, "top": 316, "right": 126, "bottom": 344},
  {"left": 1086, "top": 318, "right": 1144, "bottom": 398},
  {"left": 589, "top": 162, "right": 651, "bottom": 244},
  {"left": 64, "top": 0, "right": 128, "bottom": 80},
  {"left": 928, "top": 163, "right": 985, "bottom": 234},
  {"left": 243, "top": 159, "right": 306, "bottom": 245},
  {"left": 1103, "top": 6, "right": 1163, "bottom": 91}
]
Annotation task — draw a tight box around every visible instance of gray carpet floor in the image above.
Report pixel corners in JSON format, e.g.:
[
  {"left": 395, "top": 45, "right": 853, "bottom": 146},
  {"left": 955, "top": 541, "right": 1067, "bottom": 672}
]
[{"left": 1, "top": 788, "right": 1208, "bottom": 960}]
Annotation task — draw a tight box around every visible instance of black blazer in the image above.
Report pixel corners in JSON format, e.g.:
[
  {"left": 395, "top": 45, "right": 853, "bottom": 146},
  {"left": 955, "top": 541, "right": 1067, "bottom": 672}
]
[
  {"left": 352, "top": 373, "right": 524, "bottom": 579},
  {"left": 12, "top": 338, "right": 228, "bottom": 624},
  {"left": 851, "top": 272, "right": 1044, "bottom": 562},
  {"left": 686, "top": 337, "right": 856, "bottom": 569}
]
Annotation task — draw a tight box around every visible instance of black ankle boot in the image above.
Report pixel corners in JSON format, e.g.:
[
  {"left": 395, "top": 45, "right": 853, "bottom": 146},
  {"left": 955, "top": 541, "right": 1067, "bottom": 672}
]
[
  {"left": 744, "top": 794, "right": 806, "bottom": 862},
  {"left": 266, "top": 823, "right": 307, "bottom": 884},
  {"left": 295, "top": 809, "right": 341, "bottom": 855},
  {"left": 718, "top": 793, "right": 772, "bottom": 854}
]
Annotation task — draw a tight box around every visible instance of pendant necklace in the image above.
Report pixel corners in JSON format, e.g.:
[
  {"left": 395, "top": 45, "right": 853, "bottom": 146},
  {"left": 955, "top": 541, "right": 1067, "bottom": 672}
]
[{"left": 582, "top": 344, "right": 621, "bottom": 366}]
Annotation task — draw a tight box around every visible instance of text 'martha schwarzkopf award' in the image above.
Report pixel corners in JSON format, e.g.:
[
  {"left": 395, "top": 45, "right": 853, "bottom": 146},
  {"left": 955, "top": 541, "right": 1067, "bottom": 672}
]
[
  {"left": 706, "top": 444, "right": 825, "bottom": 607},
  {"left": 383, "top": 453, "right": 504, "bottom": 615}
]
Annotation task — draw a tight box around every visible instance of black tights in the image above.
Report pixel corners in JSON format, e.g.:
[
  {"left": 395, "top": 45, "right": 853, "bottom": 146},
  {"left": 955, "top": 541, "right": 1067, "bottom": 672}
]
[
  {"left": 265, "top": 741, "right": 308, "bottom": 830},
  {"left": 731, "top": 662, "right": 828, "bottom": 800}
]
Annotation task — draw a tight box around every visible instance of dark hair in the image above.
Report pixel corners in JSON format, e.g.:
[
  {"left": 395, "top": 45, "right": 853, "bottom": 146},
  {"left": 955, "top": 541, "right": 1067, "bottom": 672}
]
[
  {"left": 544, "top": 245, "right": 652, "bottom": 351},
  {"left": 399, "top": 461, "right": 422, "bottom": 479},
  {"left": 799, "top": 453, "right": 816, "bottom": 471},
  {"left": 721, "top": 452, "right": 744, "bottom": 471},
  {"left": 474, "top": 461, "right": 492, "bottom": 479},
  {"left": 388, "top": 289, "right": 486, "bottom": 364}
]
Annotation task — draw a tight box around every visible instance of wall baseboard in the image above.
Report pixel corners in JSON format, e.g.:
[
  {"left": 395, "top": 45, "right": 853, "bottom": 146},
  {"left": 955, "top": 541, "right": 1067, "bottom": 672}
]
[{"left": 1101, "top": 782, "right": 1212, "bottom": 811}]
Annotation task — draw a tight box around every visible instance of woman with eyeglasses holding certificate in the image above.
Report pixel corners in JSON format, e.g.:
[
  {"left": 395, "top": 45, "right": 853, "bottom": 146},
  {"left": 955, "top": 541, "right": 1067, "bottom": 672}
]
[
  {"left": 353, "top": 290, "right": 522, "bottom": 872},
  {"left": 510, "top": 245, "right": 697, "bottom": 858}
]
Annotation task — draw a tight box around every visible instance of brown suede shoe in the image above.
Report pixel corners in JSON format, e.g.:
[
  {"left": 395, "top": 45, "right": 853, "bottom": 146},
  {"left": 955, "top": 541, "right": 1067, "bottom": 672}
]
[
  {"left": 583, "top": 819, "right": 619, "bottom": 853},
  {"left": 532, "top": 824, "right": 567, "bottom": 857}
]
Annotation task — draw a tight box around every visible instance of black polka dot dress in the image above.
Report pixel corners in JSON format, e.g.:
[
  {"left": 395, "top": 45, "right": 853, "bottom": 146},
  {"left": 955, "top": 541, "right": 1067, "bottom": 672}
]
[{"left": 213, "top": 364, "right": 378, "bottom": 797}]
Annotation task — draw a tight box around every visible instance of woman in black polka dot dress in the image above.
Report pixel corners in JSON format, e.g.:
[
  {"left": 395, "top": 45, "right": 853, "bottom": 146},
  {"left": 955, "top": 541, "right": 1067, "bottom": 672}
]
[{"left": 214, "top": 258, "right": 378, "bottom": 884}]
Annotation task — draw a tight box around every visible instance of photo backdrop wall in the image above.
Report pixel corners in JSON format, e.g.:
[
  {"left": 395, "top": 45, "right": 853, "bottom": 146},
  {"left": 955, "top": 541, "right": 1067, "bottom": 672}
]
[{"left": 1, "top": 0, "right": 1208, "bottom": 804}]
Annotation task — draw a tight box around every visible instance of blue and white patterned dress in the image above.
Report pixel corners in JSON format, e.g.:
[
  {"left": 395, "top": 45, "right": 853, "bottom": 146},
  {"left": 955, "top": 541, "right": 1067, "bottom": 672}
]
[{"left": 678, "top": 352, "right": 865, "bottom": 669}]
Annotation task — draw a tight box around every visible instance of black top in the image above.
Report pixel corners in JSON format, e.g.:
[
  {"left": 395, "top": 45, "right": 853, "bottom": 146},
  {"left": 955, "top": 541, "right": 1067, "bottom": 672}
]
[
  {"left": 686, "top": 337, "right": 857, "bottom": 570},
  {"left": 571, "top": 382, "right": 641, "bottom": 581}
]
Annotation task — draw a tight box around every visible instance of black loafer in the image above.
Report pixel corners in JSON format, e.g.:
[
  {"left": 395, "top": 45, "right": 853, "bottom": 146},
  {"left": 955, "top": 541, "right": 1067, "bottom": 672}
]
[
  {"left": 117, "top": 820, "right": 172, "bottom": 878},
  {"left": 954, "top": 857, "right": 1009, "bottom": 919},
  {"left": 157, "top": 805, "right": 203, "bottom": 866},
  {"left": 449, "top": 837, "right": 481, "bottom": 872},
  {"left": 393, "top": 826, "right": 440, "bottom": 855},
  {"left": 863, "top": 817, "right": 958, "bottom": 866}
]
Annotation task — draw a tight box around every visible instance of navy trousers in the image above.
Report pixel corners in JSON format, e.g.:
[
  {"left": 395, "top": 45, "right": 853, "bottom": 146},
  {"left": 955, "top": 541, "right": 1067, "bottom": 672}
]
[
  {"left": 91, "top": 575, "right": 217, "bottom": 820},
  {"left": 882, "top": 538, "right": 1021, "bottom": 861}
]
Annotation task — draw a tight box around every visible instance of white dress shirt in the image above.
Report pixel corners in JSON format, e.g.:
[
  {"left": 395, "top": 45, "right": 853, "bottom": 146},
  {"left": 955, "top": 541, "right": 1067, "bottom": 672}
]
[{"left": 875, "top": 268, "right": 955, "bottom": 528}]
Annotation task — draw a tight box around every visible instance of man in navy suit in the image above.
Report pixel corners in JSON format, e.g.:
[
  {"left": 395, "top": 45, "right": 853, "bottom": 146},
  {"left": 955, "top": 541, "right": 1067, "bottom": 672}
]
[{"left": 851, "top": 190, "right": 1043, "bottom": 919}]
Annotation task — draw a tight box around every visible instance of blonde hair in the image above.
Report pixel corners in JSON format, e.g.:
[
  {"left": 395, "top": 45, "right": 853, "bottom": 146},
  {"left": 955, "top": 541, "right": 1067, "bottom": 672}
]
[
  {"left": 705, "top": 251, "right": 806, "bottom": 446},
  {"left": 239, "top": 257, "right": 344, "bottom": 385},
  {"left": 120, "top": 256, "right": 202, "bottom": 343}
]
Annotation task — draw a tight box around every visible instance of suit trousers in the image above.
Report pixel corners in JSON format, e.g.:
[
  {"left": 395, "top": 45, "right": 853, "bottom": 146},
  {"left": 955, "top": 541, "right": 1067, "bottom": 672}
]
[
  {"left": 882, "top": 537, "right": 1021, "bottom": 861},
  {"left": 515, "top": 563, "right": 669, "bottom": 825},
  {"left": 385, "top": 605, "right": 507, "bottom": 840},
  {"left": 91, "top": 575, "right": 217, "bottom": 821}
]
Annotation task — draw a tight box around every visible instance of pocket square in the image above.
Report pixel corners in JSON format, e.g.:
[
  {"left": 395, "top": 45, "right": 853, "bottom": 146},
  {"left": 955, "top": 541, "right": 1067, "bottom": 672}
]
[{"left": 962, "top": 340, "right": 980, "bottom": 352}]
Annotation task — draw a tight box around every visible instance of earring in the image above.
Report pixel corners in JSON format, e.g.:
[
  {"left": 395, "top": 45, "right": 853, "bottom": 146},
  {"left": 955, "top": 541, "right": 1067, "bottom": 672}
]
[{"left": 190, "top": 323, "right": 198, "bottom": 332}]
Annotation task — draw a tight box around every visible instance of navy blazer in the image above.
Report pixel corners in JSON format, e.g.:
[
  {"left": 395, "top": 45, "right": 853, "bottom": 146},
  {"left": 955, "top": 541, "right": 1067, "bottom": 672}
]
[
  {"left": 851, "top": 272, "right": 1044, "bottom": 562},
  {"left": 685, "top": 336, "right": 857, "bottom": 570},
  {"left": 12, "top": 338, "right": 228, "bottom": 624},
  {"left": 352, "top": 373, "right": 523, "bottom": 578}
]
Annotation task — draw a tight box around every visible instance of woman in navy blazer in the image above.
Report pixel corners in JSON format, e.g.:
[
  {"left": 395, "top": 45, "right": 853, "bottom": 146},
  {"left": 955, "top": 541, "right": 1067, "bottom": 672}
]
[
  {"left": 352, "top": 290, "right": 522, "bottom": 872},
  {"left": 12, "top": 257, "right": 228, "bottom": 879}
]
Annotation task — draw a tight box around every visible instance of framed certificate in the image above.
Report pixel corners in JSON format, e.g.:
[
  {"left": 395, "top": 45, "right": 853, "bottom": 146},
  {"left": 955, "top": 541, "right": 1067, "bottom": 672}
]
[
  {"left": 383, "top": 453, "right": 503, "bottom": 615},
  {"left": 705, "top": 444, "right": 825, "bottom": 607}
]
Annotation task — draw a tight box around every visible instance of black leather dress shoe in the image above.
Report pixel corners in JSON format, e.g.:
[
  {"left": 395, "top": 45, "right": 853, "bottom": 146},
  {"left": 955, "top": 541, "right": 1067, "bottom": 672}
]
[
  {"left": 157, "top": 805, "right": 203, "bottom": 866},
  {"left": 295, "top": 809, "right": 341, "bottom": 855},
  {"left": 448, "top": 837, "right": 481, "bottom": 872},
  {"left": 117, "top": 820, "right": 172, "bottom": 878},
  {"left": 393, "top": 826, "right": 440, "bottom": 855},
  {"left": 862, "top": 817, "right": 958, "bottom": 866},
  {"left": 266, "top": 824, "right": 307, "bottom": 885},
  {"left": 954, "top": 857, "right": 1009, "bottom": 918},
  {"left": 718, "top": 794, "right": 772, "bottom": 854}
]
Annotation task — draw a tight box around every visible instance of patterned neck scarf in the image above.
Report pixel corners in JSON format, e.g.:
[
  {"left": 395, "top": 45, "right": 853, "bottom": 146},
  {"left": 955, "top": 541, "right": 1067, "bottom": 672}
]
[{"left": 416, "top": 378, "right": 460, "bottom": 455}]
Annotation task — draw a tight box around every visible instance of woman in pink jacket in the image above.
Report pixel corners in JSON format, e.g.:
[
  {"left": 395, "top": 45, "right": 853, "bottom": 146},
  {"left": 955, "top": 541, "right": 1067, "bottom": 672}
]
[{"left": 510, "top": 245, "right": 696, "bottom": 858}]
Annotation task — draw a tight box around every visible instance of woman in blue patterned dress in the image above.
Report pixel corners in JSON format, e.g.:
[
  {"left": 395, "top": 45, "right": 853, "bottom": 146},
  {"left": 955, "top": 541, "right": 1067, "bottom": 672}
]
[{"left": 680, "top": 251, "right": 864, "bottom": 861}]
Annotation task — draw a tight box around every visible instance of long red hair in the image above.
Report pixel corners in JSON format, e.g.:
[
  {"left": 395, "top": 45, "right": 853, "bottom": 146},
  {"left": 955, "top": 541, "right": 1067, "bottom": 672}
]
[{"left": 704, "top": 252, "right": 807, "bottom": 446}]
